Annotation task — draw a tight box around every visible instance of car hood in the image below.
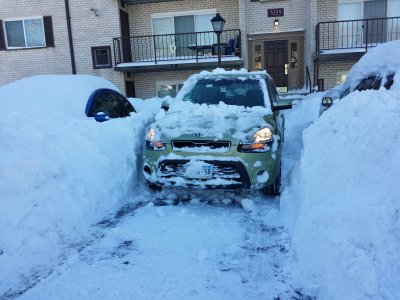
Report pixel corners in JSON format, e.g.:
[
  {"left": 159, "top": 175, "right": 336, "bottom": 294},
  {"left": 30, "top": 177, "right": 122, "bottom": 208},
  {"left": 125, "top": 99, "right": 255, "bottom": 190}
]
[{"left": 151, "top": 101, "right": 274, "bottom": 143}]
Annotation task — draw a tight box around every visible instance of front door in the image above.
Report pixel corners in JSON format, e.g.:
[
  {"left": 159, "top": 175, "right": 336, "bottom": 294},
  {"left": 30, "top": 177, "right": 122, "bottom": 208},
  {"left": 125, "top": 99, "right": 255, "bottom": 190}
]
[
  {"left": 264, "top": 40, "right": 288, "bottom": 92},
  {"left": 119, "top": 10, "right": 132, "bottom": 62}
]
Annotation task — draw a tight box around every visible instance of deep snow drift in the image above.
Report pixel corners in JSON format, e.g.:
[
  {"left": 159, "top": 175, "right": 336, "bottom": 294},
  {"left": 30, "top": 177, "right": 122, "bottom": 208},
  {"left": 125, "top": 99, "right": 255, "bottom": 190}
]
[
  {"left": 282, "top": 79, "right": 400, "bottom": 297},
  {"left": 0, "top": 75, "right": 161, "bottom": 296},
  {"left": 1, "top": 66, "right": 400, "bottom": 300}
]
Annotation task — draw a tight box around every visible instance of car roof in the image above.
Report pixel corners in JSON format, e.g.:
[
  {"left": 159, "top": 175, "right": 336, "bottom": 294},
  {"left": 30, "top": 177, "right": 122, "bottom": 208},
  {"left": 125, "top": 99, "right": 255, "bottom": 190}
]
[{"left": 323, "top": 40, "right": 400, "bottom": 98}]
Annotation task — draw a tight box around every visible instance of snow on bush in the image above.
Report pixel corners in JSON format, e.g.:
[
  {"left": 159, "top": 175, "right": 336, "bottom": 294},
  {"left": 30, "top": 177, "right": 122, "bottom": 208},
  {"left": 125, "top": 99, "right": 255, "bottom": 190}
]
[
  {"left": 282, "top": 87, "right": 400, "bottom": 299},
  {"left": 0, "top": 75, "right": 161, "bottom": 294}
]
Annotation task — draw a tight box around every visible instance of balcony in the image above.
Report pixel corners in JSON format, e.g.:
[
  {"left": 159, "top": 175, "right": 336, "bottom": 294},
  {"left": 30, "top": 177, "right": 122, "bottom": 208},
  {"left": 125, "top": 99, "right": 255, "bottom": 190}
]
[
  {"left": 316, "top": 16, "right": 400, "bottom": 61},
  {"left": 113, "top": 29, "right": 242, "bottom": 73}
]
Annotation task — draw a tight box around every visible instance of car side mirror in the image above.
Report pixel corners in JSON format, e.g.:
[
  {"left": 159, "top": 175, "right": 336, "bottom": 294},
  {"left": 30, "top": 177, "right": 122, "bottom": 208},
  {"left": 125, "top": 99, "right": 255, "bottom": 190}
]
[
  {"left": 94, "top": 112, "right": 110, "bottom": 122},
  {"left": 272, "top": 100, "right": 292, "bottom": 111},
  {"left": 321, "top": 96, "right": 333, "bottom": 107},
  {"left": 161, "top": 101, "right": 170, "bottom": 111}
]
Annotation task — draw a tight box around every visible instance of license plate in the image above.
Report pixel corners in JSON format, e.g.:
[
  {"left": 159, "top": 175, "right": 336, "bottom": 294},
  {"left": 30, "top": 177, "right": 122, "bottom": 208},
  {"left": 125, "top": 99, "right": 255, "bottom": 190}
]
[{"left": 185, "top": 164, "right": 213, "bottom": 179}]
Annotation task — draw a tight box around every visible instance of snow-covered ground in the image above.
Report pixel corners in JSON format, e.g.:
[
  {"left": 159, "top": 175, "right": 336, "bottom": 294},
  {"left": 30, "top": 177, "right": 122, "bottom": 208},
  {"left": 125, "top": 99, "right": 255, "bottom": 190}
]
[{"left": 1, "top": 62, "right": 399, "bottom": 299}]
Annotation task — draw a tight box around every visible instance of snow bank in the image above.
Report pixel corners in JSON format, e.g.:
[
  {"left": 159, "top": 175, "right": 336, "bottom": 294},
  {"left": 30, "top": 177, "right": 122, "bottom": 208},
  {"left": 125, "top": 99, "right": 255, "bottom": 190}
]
[
  {"left": 0, "top": 75, "right": 161, "bottom": 294},
  {"left": 282, "top": 88, "right": 400, "bottom": 299},
  {"left": 346, "top": 40, "right": 400, "bottom": 91}
]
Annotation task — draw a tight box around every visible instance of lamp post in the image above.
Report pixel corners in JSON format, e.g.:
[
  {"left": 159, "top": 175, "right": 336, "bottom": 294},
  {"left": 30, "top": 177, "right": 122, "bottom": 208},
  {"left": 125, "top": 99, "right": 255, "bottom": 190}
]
[{"left": 211, "top": 13, "right": 225, "bottom": 67}]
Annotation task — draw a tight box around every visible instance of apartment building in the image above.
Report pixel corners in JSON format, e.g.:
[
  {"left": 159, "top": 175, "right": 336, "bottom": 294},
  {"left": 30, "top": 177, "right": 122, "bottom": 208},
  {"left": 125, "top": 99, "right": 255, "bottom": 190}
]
[{"left": 1, "top": 0, "right": 399, "bottom": 98}]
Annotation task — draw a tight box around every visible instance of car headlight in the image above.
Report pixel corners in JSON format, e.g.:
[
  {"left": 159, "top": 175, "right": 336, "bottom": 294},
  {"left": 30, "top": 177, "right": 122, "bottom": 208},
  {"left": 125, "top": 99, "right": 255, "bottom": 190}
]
[
  {"left": 321, "top": 97, "right": 333, "bottom": 107},
  {"left": 146, "top": 127, "right": 165, "bottom": 151},
  {"left": 238, "top": 126, "right": 273, "bottom": 152}
]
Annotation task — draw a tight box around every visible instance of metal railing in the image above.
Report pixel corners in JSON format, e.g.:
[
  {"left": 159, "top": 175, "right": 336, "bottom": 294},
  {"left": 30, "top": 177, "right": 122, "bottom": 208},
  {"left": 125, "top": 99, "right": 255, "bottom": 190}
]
[
  {"left": 306, "top": 65, "right": 312, "bottom": 94},
  {"left": 316, "top": 16, "right": 400, "bottom": 54},
  {"left": 113, "top": 29, "right": 241, "bottom": 66}
]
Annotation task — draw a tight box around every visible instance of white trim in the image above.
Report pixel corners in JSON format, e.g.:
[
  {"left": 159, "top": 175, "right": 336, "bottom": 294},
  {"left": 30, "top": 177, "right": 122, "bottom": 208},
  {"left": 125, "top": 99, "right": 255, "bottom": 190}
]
[
  {"left": 3, "top": 16, "right": 44, "bottom": 22},
  {"left": 3, "top": 17, "right": 46, "bottom": 50},
  {"left": 151, "top": 9, "right": 216, "bottom": 19}
]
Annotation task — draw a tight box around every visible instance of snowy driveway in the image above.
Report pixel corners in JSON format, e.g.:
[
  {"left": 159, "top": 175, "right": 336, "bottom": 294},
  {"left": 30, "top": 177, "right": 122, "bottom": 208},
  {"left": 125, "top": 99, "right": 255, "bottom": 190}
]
[
  {"left": 0, "top": 76, "right": 321, "bottom": 300},
  {"left": 16, "top": 194, "right": 296, "bottom": 300}
]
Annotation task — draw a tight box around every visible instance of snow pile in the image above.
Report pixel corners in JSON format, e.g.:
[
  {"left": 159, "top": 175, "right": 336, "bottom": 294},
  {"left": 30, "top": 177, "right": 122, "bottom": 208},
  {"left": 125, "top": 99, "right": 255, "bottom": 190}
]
[
  {"left": 0, "top": 75, "right": 161, "bottom": 294},
  {"left": 345, "top": 40, "right": 400, "bottom": 91},
  {"left": 282, "top": 86, "right": 400, "bottom": 299},
  {"left": 153, "top": 101, "right": 271, "bottom": 140}
]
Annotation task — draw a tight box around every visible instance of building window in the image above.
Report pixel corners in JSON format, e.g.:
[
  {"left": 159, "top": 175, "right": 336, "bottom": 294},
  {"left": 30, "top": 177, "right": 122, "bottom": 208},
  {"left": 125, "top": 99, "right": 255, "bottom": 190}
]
[
  {"left": 338, "top": 0, "right": 400, "bottom": 19},
  {"left": 337, "top": 71, "right": 348, "bottom": 84},
  {"left": 157, "top": 81, "right": 184, "bottom": 98},
  {"left": 3, "top": 17, "right": 46, "bottom": 49},
  {"left": 91, "top": 46, "right": 112, "bottom": 69},
  {"left": 152, "top": 10, "right": 216, "bottom": 57}
]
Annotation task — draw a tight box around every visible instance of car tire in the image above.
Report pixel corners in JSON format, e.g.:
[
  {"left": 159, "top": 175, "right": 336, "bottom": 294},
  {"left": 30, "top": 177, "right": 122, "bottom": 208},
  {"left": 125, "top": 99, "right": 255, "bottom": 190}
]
[
  {"left": 147, "top": 180, "right": 162, "bottom": 191},
  {"left": 262, "top": 163, "right": 281, "bottom": 196}
]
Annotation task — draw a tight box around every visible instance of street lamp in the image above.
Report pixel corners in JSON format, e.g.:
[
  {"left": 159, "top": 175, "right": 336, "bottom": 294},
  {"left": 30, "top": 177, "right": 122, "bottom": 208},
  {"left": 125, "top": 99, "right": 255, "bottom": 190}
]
[{"left": 211, "top": 13, "right": 225, "bottom": 67}]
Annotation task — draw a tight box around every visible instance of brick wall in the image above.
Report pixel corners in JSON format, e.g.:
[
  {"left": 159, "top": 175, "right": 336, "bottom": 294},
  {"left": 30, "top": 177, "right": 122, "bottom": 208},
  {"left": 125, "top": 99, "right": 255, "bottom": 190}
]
[
  {"left": 0, "top": 0, "right": 125, "bottom": 93},
  {"left": 68, "top": 0, "right": 125, "bottom": 92},
  {"left": 0, "top": 0, "right": 71, "bottom": 86},
  {"left": 319, "top": 60, "right": 355, "bottom": 90}
]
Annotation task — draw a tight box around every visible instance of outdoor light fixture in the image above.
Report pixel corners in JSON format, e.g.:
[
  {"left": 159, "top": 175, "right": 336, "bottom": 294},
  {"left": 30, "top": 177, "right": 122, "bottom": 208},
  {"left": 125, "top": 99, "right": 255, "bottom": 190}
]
[
  {"left": 274, "top": 19, "right": 279, "bottom": 27},
  {"left": 211, "top": 13, "right": 226, "bottom": 67}
]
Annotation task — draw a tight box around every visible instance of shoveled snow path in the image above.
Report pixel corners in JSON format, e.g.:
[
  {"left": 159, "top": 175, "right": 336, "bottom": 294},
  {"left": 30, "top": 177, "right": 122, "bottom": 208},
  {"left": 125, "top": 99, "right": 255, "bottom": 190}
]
[{"left": 16, "top": 191, "right": 300, "bottom": 299}]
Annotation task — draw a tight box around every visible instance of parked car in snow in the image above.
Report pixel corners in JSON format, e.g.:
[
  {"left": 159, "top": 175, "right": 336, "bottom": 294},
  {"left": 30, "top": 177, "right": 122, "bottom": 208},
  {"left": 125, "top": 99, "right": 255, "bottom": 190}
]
[
  {"left": 85, "top": 88, "right": 135, "bottom": 122},
  {"left": 320, "top": 40, "right": 399, "bottom": 114},
  {"left": 142, "top": 70, "right": 292, "bottom": 195}
]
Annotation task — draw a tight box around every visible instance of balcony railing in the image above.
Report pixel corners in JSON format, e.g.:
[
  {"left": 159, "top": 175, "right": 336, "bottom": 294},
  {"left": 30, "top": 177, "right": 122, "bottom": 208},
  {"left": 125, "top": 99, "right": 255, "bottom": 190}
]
[
  {"left": 316, "top": 16, "right": 400, "bottom": 55},
  {"left": 113, "top": 29, "right": 241, "bottom": 66}
]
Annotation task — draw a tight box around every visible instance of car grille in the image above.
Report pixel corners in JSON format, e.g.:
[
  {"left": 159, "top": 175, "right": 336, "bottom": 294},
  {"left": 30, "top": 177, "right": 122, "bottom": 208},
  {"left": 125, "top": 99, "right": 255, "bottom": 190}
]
[
  {"left": 158, "top": 159, "right": 250, "bottom": 189},
  {"left": 171, "top": 140, "right": 231, "bottom": 153}
]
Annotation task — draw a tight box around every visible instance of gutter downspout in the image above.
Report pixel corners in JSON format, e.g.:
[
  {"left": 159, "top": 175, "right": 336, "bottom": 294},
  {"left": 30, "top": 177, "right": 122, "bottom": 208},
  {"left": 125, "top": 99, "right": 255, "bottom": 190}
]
[{"left": 64, "top": 0, "right": 76, "bottom": 74}]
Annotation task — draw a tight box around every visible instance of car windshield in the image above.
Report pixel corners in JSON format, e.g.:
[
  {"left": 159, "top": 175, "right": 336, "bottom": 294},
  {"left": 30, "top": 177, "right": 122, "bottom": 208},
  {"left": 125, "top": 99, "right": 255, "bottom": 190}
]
[{"left": 182, "top": 78, "right": 266, "bottom": 108}]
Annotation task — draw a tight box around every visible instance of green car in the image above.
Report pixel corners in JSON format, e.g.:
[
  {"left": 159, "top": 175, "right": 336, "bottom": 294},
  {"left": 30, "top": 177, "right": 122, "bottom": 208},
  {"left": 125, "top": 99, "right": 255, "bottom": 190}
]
[{"left": 143, "top": 70, "right": 291, "bottom": 195}]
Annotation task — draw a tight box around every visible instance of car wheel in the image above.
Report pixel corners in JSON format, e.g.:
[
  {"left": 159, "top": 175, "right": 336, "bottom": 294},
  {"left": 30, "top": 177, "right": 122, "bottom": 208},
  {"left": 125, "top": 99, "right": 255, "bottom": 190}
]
[
  {"left": 147, "top": 180, "right": 162, "bottom": 191},
  {"left": 262, "top": 163, "right": 281, "bottom": 196}
]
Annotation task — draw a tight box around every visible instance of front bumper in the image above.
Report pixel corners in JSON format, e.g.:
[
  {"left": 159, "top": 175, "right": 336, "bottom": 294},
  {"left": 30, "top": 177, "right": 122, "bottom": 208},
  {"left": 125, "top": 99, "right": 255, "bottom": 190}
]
[{"left": 143, "top": 142, "right": 281, "bottom": 190}]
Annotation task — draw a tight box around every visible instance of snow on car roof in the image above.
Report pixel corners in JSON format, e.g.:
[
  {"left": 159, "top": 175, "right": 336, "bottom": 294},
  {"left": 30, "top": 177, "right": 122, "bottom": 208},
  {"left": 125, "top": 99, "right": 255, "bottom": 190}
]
[
  {"left": 0, "top": 75, "right": 119, "bottom": 118},
  {"left": 175, "top": 68, "right": 271, "bottom": 101},
  {"left": 345, "top": 40, "right": 400, "bottom": 91}
]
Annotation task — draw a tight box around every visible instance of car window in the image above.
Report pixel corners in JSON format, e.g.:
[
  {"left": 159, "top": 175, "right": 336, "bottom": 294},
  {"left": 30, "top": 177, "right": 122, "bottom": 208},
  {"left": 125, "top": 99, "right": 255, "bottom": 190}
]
[
  {"left": 90, "top": 92, "right": 125, "bottom": 118},
  {"left": 384, "top": 73, "right": 395, "bottom": 90},
  {"left": 183, "top": 78, "right": 266, "bottom": 108},
  {"left": 115, "top": 94, "right": 135, "bottom": 115},
  {"left": 355, "top": 76, "right": 382, "bottom": 92}
]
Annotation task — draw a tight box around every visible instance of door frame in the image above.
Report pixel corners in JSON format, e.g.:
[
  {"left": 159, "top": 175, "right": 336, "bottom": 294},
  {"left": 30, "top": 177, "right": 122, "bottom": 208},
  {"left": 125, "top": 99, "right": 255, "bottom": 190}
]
[
  {"left": 248, "top": 30, "right": 305, "bottom": 90},
  {"left": 119, "top": 9, "right": 132, "bottom": 62}
]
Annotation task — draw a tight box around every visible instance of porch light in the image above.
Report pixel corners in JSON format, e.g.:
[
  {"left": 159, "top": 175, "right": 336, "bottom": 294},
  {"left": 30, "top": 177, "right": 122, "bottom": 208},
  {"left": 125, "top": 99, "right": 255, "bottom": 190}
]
[
  {"left": 211, "top": 13, "right": 225, "bottom": 34},
  {"left": 274, "top": 19, "right": 279, "bottom": 27},
  {"left": 211, "top": 13, "right": 226, "bottom": 67}
]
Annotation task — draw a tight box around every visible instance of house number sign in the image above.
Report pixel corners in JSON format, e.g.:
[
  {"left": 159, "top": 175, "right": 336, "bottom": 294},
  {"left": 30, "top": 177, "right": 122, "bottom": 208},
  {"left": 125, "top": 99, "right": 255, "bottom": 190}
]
[{"left": 268, "top": 8, "right": 284, "bottom": 18}]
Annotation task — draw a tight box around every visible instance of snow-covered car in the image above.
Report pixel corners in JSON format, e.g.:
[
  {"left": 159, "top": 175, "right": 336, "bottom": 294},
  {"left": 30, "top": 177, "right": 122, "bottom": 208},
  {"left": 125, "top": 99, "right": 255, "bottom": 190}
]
[
  {"left": 85, "top": 88, "right": 136, "bottom": 122},
  {"left": 142, "top": 70, "right": 292, "bottom": 195},
  {"left": 320, "top": 40, "right": 400, "bottom": 114}
]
